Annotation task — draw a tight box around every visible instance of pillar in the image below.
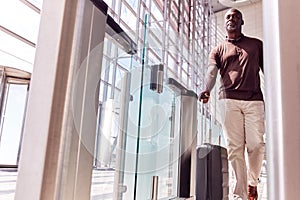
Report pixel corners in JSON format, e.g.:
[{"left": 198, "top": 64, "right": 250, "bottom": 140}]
[
  {"left": 263, "top": 0, "right": 300, "bottom": 199},
  {"left": 15, "top": 0, "right": 106, "bottom": 199}
]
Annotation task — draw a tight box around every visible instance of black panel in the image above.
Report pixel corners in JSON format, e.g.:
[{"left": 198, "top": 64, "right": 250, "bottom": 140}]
[
  {"left": 106, "top": 16, "right": 137, "bottom": 54},
  {"left": 90, "top": 0, "right": 137, "bottom": 55},
  {"left": 90, "top": 0, "right": 108, "bottom": 14},
  {"left": 179, "top": 150, "right": 192, "bottom": 198}
]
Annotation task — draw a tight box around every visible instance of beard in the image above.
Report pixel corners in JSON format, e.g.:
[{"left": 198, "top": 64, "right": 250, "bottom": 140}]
[{"left": 226, "top": 23, "right": 240, "bottom": 32}]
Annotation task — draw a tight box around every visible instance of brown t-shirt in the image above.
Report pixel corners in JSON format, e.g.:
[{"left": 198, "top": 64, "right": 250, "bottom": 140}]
[{"left": 208, "top": 35, "right": 264, "bottom": 101}]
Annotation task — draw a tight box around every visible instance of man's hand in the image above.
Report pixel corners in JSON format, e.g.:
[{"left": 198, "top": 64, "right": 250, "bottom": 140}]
[{"left": 198, "top": 91, "right": 210, "bottom": 103}]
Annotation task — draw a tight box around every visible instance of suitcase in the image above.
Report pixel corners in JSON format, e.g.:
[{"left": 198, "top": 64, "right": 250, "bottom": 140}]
[{"left": 195, "top": 143, "right": 229, "bottom": 200}]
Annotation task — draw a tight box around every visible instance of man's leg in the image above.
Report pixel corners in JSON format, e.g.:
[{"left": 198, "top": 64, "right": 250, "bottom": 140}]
[
  {"left": 244, "top": 101, "right": 265, "bottom": 187},
  {"left": 222, "top": 99, "right": 248, "bottom": 199}
]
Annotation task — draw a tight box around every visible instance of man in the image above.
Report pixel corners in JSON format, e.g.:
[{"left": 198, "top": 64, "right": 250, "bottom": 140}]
[{"left": 199, "top": 8, "right": 265, "bottom": 200}]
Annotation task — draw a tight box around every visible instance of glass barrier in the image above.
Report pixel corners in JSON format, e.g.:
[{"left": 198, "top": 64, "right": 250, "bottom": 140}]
[
  {"left": 91, "top": 13, "right": 182, "bottom": 199},
  {"left": 121, "top": 59, "right": 180, "bottom": 200}
]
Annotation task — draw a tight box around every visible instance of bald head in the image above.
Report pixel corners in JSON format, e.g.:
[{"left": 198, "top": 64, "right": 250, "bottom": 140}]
[
  {"left": 224, "top": 8, "right": 244, "bottom": 36},
  {"left": 225, "top": 8, "right": 243, "bottom": 20}
]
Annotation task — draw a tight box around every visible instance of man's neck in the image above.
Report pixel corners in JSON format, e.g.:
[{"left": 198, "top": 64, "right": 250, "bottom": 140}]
[{"left": 227, "top": 32, "right": 242, "bottom": 40}]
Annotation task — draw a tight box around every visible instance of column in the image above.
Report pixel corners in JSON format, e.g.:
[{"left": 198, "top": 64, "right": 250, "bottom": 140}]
[
  {"left": 15, "top": 0, "right": 107, "bottom": 199},
  {"left": 263, "top": 1, "right": 300, "bottom": 199}
]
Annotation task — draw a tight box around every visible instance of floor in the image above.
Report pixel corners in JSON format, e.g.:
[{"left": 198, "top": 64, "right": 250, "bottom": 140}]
[
  {"left": 0, "top": 165, "right": 267, "bottom": 200},
  {"left": 0, "top": 168, "right": 16, "bottom": 200},
  {"left": 0, "top": 168, "right": 115, "bottom": 200}
]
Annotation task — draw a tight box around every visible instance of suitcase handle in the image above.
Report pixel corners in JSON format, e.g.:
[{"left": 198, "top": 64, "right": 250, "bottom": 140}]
[{"left": 199, "top": 99, "right": 222, "bottom": 145}]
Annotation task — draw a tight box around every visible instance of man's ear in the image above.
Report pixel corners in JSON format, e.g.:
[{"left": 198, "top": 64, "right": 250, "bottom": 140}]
[{"left": 241, "top": 19, "right": 244, "bottom": 25}]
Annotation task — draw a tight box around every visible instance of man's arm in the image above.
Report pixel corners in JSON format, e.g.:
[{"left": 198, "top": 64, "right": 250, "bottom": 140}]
[
  {"left": 205, "top": 64, "right": 218, "bottom": 91},
  {"left": 199, "top": 64, "right": 218, "bottom": 103}
]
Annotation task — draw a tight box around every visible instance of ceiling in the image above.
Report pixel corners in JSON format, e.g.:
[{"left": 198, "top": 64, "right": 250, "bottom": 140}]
[{"left": 211, "top": 0, "right": 229, "bottom": 13}]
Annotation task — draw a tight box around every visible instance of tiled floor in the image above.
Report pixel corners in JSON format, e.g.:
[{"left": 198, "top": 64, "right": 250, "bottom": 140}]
[{"left": 0, "top": 166, "right": 267, "bottom": 200}]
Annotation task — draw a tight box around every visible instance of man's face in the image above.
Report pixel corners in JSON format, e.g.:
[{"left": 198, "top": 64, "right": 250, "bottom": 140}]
[{"left": 224, "top": 9, "right": 243, "bottom": 32}]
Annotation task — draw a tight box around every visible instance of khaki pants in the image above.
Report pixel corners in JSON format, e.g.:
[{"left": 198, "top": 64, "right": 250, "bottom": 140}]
[{"left": 220, "top": 99, "right": 265, "bottom": 200}]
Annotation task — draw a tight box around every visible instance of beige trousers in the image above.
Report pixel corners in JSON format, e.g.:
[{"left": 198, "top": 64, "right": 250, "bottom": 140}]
[{"left": 220, "top": 99, "right": 265, "bottom": 200}]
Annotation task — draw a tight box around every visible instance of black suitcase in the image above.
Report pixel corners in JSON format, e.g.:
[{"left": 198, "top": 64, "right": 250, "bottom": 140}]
[{"left": 195, "top": 143, "right": 229, "bottom": 200}]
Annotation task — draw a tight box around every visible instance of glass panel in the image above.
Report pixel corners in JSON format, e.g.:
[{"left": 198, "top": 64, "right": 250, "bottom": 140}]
[
  {"left": 118, "top": 14, "right": 181, "bottom": 200},
  {"left": 0, "top": 0, "right": 41, "bottom": 43},
  {"left": 0, "top": 31, "right": 35, "bottom": 72},
  {"left": 115, "top": 66, "right": 127, "bottom": 88},
  {"left": 117, "top": 55, "right": 133, "bottom": 71},
  {"left": 108, "top": 62, "right": 115, "bottom": 86},
  {"left": 91, "top": 29, "right": 133, "bottom": 199},
  {"left": 93, "top": 14, "right": 182, "bottom": 200},
  {"left": 120, "top": 2, "right": 137, "bottom": 31},
  {"left": 121, "top": 58, "right": 180, "bottom": 200},
  {"left": 0, "top": 83, "right": 28, "bottom": 165},
  {"left": 151, "top": 1, "right": 163, "bottom": 22},
  {"left": 182, "top": 70, "right": 188, "bottom": 86},
  {"left": 107, "top": 84, "right": 112, "bottom": 99},
  {"left": 126, "top": 0, "right": 138, "bottom": 12},
  {"left": 99, "top": 80, "right": 105, "bottom": 103},
  {"left": 167, "top": 54, "right": 177, "bottom": 73}
]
